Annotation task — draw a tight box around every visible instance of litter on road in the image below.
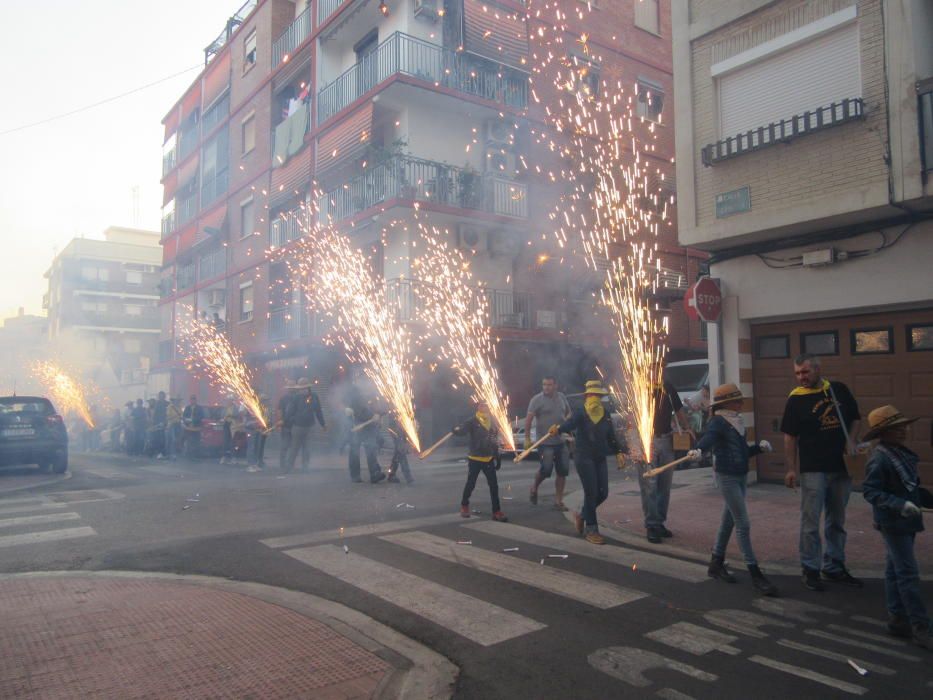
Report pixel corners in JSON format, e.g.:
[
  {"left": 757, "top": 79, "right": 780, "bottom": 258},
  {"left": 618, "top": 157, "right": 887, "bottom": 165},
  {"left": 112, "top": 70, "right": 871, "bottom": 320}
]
[
  {"left": 502, "top": 547, "right": 519, "bottom": 552},
  {"left": 456, "top": 541, "right": 473, "bottom": 545},
  {"left": 547, "top": 554, "right": 569, "bottom": 559},
  {"left": 847, "top": 659, "right": 868, "bottom": 676}
]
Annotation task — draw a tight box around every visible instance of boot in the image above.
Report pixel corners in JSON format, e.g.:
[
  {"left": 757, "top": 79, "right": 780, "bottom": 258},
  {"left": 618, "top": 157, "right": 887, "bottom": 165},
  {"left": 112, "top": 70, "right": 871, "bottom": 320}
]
[
  {"left": 748, "top": 565, "right": 778, "bottom": 597},
  {"left": 708, "top": 554, "right": 737, "bottom": 583}
]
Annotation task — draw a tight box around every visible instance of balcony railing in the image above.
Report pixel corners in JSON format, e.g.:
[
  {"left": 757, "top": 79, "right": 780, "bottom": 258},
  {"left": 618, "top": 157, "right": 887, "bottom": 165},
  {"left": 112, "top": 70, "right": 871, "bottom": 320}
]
[
  {"left": 318, "top": 155, "right": 528, "bottom": 223},
  {"left": 177, "top": 263, "right": 196, "bottom": 292},
  {"left": 178, "top": 121, "right": 199, "bottom": 161},
  {"left": 198, "top": 248, "right": 226, "bottom": 281},
  {"left": 205, "top": 0, "right": 258, "bottom": 65},
  {"left": 162, "top": 147, "right": 177, "bottom": 176},
  {"left": 161, "top": 211, "right": 176, "bottom": 238},
  {"left": 920, "top": 82, "right": 933, "bottom": 182},
  {"left": 201, "top": 170, "right": 229, "bottom": 208},
  {"left": 273, "top": 5, "right": 311, "bottom": 65},
  {"left": 177, "top": 193, "right": 198, "bottom": 227},
  {"left": 317, "top": 31, "right": 528, "bottom": 124},
  {"left": 201, "top": 91, "right": 230, "bottom": 134},
  {"left": 701, "top": 98, "right": 864, "bottom": 166},
  {"left": 387, "top": 278, "right": 534, "bottom": 330},
  {"left": 268, "top": 306, "right": 317, "bottom": 341},
  {"left": 270, "top": 214, "right": 304, "bottom": 247},
  {"left": 317, "top": 0, "right": 343, "bottom": 27}
]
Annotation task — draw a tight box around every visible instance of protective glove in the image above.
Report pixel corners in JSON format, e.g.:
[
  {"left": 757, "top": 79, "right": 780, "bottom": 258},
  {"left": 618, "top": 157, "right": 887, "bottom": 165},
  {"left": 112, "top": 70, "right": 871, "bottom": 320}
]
[
  {"left": 758, "top": 440, "right": 773, "bottom": 453},
  {"left": 523, "top": 436, "right": 532, "bottom": 450},
  {"left": 547, "top": 424, "right": 559, "bottom": 437},
  {"left": 686, "top": 449, "right": 701, "bottom": 461},
  {"left": 901, "top": 501, "right": 922, "bottom": 518},
  {"left": 344, "top": 407, "right": 354, "bottom": 418}
]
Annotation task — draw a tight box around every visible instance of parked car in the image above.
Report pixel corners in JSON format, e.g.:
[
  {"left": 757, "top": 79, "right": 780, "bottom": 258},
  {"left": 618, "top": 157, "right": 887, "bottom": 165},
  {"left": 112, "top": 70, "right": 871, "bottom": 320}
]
[
  {"left": 0, "top": 396, "right": 68, "bottom": 473},
  {"left": 199, "top": 405, "right": 251, "bottom": 458},
  {"left": 664, "top": 359, "right": 709, "bottom": 405}
]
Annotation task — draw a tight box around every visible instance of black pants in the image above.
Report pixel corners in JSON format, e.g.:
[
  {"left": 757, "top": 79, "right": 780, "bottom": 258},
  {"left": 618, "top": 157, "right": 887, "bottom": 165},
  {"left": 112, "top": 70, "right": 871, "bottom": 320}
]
[
  {"left": 575, "top": 455, "right": 609, "bottom": 529},
  {"left": 462, "top": 458, "right": 501, "bottom": 512},
  {"left": 348, "top": 433, "right": 381, "bottom": 481},
  {"left": 279, "top": 427, "right": 292, "bottom": 471}
]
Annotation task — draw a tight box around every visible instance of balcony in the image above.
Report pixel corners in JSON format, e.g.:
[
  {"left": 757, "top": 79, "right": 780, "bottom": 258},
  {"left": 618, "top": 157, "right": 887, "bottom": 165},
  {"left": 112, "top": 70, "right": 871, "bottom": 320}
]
[
  {"left": 201, "top": 91, "right": 230, "bottom": 134},
  {"left": 317, "top": 0, "right": 343, "bottom": 27},
  {"left": 318, "top": 154, "right": 528, "bottom": 223},
  {"left": 204, "top": 0, "right": 258, "bottom": 64},
  {"left": 201, "top": 170, "right": 229, "bottom": 209},
  {"left": 177, "top": 193, "right": 198, "bottom": 227},
  {"left": 162, "top": 147, "right": 177, "bottom": 176},
  {"left": 387, "top": 279, "right": 535, "bottom": 330},
  {"left": 178, "top": 121, "right": 200, "bottom": 161},
  {"left": 317, "top": 31, "right": 528, "bottom": 124},
  {"left": 273, "top": 4, "right": 311, "bottom": 65},
  {"left": 270, "top": 214, "right": 304, "bottom": 247},
  {"left": 268, "top": 306, "right": 315, "bottom": 341},
  {"left": 161, "top": 211, "right": 175, "bottom": 239}
]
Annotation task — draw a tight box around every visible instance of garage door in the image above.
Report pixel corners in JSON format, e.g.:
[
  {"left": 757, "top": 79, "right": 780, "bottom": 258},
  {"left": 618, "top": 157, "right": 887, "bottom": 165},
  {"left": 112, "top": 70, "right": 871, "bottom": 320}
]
[{"left": 751, "top": 309, "right": 933, "bottom": 484}]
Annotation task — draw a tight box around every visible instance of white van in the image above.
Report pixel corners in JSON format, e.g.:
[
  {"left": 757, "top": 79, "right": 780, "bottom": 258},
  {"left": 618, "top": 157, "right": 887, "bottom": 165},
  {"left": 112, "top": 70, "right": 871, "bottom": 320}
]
[{"left": 664, "top": 359, "right": 709, "bottom": 406}]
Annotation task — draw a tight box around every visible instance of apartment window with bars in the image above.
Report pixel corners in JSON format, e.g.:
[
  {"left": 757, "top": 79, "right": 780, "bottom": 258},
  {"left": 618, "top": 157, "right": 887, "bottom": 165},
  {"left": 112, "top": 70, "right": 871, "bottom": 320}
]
[
  {"left": 244, "top": 30, "right": 257, "bottom": 72},
  {"left": 634, "top": 0, "right": 659, "bottom": 35},
  {"left": 240, "top": 198, "right": 255, "bottom": 240},
  {"left": 239, "top": 283, "right": 254, "bottom": 322},
  {"left": 636, "top": 78, "right": 664, "bottom": 122}
]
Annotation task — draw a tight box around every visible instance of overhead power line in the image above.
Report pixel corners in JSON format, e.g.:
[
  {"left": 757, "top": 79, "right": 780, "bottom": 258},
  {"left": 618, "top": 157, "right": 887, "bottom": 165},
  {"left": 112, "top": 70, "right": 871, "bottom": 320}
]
[{"left": 0, "top": 65, "right": 202, "bottom": 137}]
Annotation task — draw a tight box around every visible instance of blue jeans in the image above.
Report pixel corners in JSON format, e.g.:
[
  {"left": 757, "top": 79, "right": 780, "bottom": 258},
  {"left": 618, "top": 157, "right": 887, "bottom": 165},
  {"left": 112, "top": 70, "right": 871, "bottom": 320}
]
[
  {"left": 575, "top": 455, "right": 609, "bottom": 530},
  {"left": 712, "top": 473, "right": 757, "bottom": 566},
  {"left": 639, "top": 435, "right": 674, "bottom": 529},
  {"left": 799, "top": 471, "right": 851, "bottom": 574},
  {"left": 882, "top": 532, "right": 929, "bottom": 627},
  {"left": 165, "top": 424, "right": 180, "bottom": 459}
]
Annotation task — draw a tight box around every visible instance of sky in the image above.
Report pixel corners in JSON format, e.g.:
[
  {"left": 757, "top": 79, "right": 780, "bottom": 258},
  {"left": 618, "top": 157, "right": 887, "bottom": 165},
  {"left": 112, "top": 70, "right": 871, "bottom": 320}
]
[{"left": 0, "top": 1, "right": 235, "bottom": 319}]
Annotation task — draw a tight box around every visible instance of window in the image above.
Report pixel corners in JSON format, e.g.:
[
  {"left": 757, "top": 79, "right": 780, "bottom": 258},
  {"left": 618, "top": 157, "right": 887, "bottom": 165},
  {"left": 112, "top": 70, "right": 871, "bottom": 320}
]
[
  {"left": 244, "top": 30, "right": 257, "bottom": 71},
  {"left": 81, "top": 266, "right": 108, "bottom": 282},
  {"left": 123, "top": 338, "right": 142, "bottom": 353},
  {"left": 756, "top": 335, "right": 790, "bottom": 359},
  {"left": 126, "top": 270, "right": 143, "bottom": 285},
  {"left": 81, "top": 301, "right": 107, "bottom": 313},
  {"left": 851, "top": 328, "right": 893, "bottom": 355},
  {"left": 636, "top": 79, "right": 664, "bottom": 122},
  {"left": 99, "top": 268, "right": 109, "bottom": 281},
  {"left": 125, "top": 304, "right": 143, "bottom": 316},
  {"left": 240, "top": 284, "right": 254, "bottom": 322},
  {"left": 634, "top": 0, "right": 659, "bottom": 35},
  {"left": 801, "top": 331, "right": 838, "bottom": 356},
  {"left": 240, "top": 198, "right": 255, "bottom": 239},
  {"left": 907, "top": 324, "right": 933, "bottom": 351},
  {"left": 242, "top": 113, "right": 256, "bottom": 155},
  {"left": 568, "top": 53, "right": 600, "bottom": 98}
]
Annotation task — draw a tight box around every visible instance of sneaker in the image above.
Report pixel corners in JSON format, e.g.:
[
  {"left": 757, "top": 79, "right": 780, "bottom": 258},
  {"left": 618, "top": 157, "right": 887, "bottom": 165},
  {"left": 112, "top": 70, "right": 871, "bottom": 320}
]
[
  {"left": 646, "top": 528, "right": 663, "bottom": 544},
  {"left": 585, "top": 531, "right": 606, "bottom": 545},
  {"left": 387, "top": 475, "right": 401, "bottom": 483},
  {"left": 371, "top": 472, "right": 387, "bottom": 484},
  {"left": 887, "top": 615, "right": 912, "bottom": 638},
  {"left": 803, "top": 569, "right": 825, "bottom": 592},
  {"left": 246, "top": 465, "right": 260, "bottom": 473},
  {"left": 821, "top": 567, "right": 863, "bottom": 587},
  {"left": 659, "top": 526, "right": 673, "bottom": 539},
  {"left": 912, "top": 623, "right": 932, "bottom": 650},
  {"left": 573, "top": 511, "right": 584, "bottom": 535},
  {"left": 492, "top": 511, "right": 509, "bottom": 522},
  {"left": 529, "top": 489, "right": 538, "bottom": 505},
  {"left": 460, "top": 505, "right": 471, "bottom": 518}
]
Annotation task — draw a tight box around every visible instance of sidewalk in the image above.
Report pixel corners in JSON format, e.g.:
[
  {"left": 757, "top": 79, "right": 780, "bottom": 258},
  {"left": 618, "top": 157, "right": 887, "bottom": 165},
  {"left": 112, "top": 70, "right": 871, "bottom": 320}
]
[
  {"left": 565, "top": 467, "right": 933, "bottom": 579},
  {"left": 0, "top": 571, "right": 456, "bottom": 699}
]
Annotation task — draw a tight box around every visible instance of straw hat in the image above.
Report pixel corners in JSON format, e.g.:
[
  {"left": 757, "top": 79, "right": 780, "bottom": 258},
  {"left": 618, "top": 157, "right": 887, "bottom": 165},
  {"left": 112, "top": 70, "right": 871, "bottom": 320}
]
[
  {"left": 583, "top": 380, "right": 608, "bottom": 396},
  {"left": 863, "top": 405, "right": 918, "bottom": 440},
  {"left": 709, "top": 383, "right": 745, "bottom": 410},
  {"left": 284, "top": 379, "right": 299, "bottom": 390}
]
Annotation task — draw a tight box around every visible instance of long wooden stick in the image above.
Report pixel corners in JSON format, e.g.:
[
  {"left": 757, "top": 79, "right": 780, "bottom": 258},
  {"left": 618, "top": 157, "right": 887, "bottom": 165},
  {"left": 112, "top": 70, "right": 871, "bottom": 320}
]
[
  {"left": 351, "top": 415, "right": 380, "bottom": 433},
  {"left": 418, "top": 431, "right": 453, "bottom": 460},
  {"left": 514, "top": 431, "right": 557, "bottom": 463},
  {"left": 642, "top": 454, "right": 693, "bottom": 479}
]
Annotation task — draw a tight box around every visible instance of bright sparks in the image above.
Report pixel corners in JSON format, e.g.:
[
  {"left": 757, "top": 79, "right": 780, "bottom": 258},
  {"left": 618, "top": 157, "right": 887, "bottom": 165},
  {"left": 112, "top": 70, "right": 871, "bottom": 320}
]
[
  {"left": 179, "top": 318, "right": 268, "bottom": 430},
  {"left": 413, "top": 230, "right": 515, "bottom": 451},
  {"left": 30, "top": 361, "right": 96, "bottom": 428}
]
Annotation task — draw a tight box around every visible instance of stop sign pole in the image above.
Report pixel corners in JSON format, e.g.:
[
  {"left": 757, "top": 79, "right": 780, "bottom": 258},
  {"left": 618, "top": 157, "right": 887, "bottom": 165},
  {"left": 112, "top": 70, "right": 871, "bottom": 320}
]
[{"left": 684, "top": 277, "right": 726, "bottom": 387}]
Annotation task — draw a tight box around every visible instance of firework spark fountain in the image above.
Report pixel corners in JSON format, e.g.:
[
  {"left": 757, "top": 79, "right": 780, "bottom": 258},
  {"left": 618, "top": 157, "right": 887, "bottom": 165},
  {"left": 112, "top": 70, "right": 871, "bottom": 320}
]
[
  {"left": 179, "top": 318, "right": 268, "bottom": 430},
  {"left": 30, "top": 361, "right": 96, "bottom": 428},
  {"left": 413, "top": 230, "right": 515, "bottom": 451}
]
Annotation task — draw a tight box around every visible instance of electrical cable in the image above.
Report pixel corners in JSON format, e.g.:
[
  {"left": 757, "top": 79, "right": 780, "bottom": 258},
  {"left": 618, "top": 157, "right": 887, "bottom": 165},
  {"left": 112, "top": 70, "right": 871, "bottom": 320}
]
[{"left": 0, "top": 64, "right": 202, "bottom": 137}]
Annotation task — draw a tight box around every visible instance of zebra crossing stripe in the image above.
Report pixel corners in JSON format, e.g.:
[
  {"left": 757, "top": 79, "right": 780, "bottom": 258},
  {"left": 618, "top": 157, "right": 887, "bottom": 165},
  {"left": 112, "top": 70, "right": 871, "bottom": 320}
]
[
  {"left": 283, "top": 544, "right": 546, "bottom": 646},
  {"left": 0, "top": 502, "right": 69, "bottom": 517},
  {"left": 644, "top": 622, "right": 741, "bottom": 656},
  {"left": 804, "top": 629, "right": 921, "bottom": 661},
  {"left": 261, "top": 512, "right": 472, "bottom": 549},
  {"left": 381, "top": 531, "right": 647, "bottom": 609},
  {"left": 747, "top": 655, "right": 867, "bottom": 695},
  {"left": 0, "top": 526, "right": 96, "bottom": 549},
  {"left": 0, "top": 512, "right": 81, "bottom": 530},
  {"left": 826, "top": 623, "right": 909, "bottom": 647},
  {"left": 776, "top": 639, "right": 895, "bottom": 676},
  {"left": 463, "top": 521, "right": 708, "bottom": 582}
]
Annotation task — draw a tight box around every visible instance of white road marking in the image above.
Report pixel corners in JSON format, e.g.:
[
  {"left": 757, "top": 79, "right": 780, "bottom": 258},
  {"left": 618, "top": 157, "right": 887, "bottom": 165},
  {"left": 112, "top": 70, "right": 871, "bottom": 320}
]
[
  {"left": 82, "top": 467, "right": 139, "bottom": 480},
  {"left": 804, "top": 629, "right": 921, "bottom": 661},
  {"left": 776, "top": 639, "right": 894, "bottom": 675},
  {"left": 382, "top": 531, "right": 646, "bottom": 609},
  {"left": 826, "top": 623, "right": 909, "bottom": 646},
  {"left": 0, "top": 502, "right": 69, "bottom": 517},
  {"left": 0, "top": 512, "right": 81, "bottom": 529},
  {"left": 656, "top": 689, "right": 695, "bottom": 700},
  {"left": 0, "top": 526, "right": 97, "bottom": 549},
  {"left": 747, "top": 655, "right": 867, "bottom": 695},
  {"left": 262, "top": 512, "right": 476, "bottom": 549},
  {"left": 849, "top": 615, "right": 886, "bottom": 628},
  {"left": 645, "top": 622, "right": 740, "bottom": 656},
  {"left": 752, "top": 597, "right": 840, "bottom": 623},
  {"left": 283, "top": 544, "right": 546, "bottom": 646},
  {"left": 45, "top": 489, "right": 124, "bottom": 504},
  {"left": 703, "top": 610, "right": 794, "bottom": 639},
  {"left": 588, "top": 647, "right": 717, "bottom": 688},
  {"left": 0, "top": 495, "right": 51, "bottom": 506},
  {"left": 464, "top": 521, "right": 708, "bottom": 582}
]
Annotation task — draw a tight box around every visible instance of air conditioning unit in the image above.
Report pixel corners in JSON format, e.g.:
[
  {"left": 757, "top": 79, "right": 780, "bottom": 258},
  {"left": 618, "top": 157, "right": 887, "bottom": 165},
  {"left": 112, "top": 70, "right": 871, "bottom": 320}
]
[
  {"left": 488, "top": 231, "right": 520, "bottom": 257},
  {"left": 486, "top": 119, "right": 512, "bottom": 147},
  {"left": 485, "top": 148, "right": 516, "bottom": 174},
  {"left": 414, "top": 0, "right": 440, "bottom": 21},
  {"left": 536, "top": 309, "right": 558, "bottom": 329},
  {"left": 208, "top": 289, "right": 226, "bottom": 308},
  {"left": 457, "top": 225, "right": 485, "bottom": 251}
]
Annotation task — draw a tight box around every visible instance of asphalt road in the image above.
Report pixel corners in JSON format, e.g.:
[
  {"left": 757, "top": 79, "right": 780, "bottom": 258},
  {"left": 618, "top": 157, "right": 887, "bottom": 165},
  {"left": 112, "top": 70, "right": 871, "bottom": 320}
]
[{"left": 1, "top": 450, "right": 931, "bottom": 698}]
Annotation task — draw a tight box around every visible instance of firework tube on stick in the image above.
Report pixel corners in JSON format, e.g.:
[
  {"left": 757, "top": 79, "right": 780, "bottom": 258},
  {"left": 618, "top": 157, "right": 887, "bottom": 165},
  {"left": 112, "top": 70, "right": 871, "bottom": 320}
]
[
  {"left": 419, "top": 432, "right": 453, "bottom": 460},
  {"left": 515, "top": 431, "right": 557, "bottom": 463},
  {"left": 642, "top": 455, "right": 693, "bottom": 479},
  {"left": 350, "top": 415, "right": 380, "bottom": 433}
]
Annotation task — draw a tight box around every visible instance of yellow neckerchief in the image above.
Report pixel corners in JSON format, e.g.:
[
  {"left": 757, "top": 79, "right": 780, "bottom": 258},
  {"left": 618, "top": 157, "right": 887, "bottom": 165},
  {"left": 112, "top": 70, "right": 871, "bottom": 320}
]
[
  {"left": 584, "top": 395, "right": 605, "bottom": 424},
  {"left": 789, "top": 378, "right": 831, "bottom": 397},
  {"left": 475, "top": 411, "right": 491, "bottom": 431}
]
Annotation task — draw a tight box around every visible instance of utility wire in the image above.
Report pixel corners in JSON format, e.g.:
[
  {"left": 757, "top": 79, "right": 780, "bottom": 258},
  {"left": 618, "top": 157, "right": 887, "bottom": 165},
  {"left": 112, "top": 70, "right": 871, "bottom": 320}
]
[{"left": 0, "top": 64, "right": 202, "bottom": 137}]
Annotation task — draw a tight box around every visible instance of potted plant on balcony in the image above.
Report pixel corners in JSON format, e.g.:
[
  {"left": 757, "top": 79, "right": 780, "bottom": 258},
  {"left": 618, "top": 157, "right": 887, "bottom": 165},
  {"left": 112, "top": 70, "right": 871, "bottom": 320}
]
[{"left": 458, "top": 163, "right": 481, "bottom": 209}]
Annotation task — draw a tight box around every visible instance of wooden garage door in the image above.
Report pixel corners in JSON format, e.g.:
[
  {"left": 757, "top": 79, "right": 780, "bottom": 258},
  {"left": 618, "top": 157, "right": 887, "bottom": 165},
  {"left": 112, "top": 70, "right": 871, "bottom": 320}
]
[{"left": 752, "top": 309, "right": 933, "bottom": 484}]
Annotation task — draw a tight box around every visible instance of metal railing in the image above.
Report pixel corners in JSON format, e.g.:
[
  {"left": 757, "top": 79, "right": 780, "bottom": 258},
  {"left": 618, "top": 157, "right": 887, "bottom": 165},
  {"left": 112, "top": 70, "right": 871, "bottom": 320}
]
[
  {"left": 317, "top": 0, "right": 343, "bottom": 27},
  {"left": 177, "top": 193, "right": 198, "bottom": 227},
  {"left": 161, "top": 210, "right": 175, "bottom": 238},
  {"left": 205, "top": 0, "right": 258, "bottom": 65},
  {"left": 317, "top": 31, "right": 528, "bottom": 123},
  {"left": 268, "top": 306, "right": 318, "bottom": 341},
  {"left": 198, "top": 248, "right": 226, "bottom": 281},
  {"left": 318, "top": 154, "right": 528, "bottom": 223},
  {"left": 386, "top": 278, "right": 533, "bottom": 329},
  {"left": 176, "top": 263, "right": 197, "bottom": 291},
  {"left": 200, "top": 170, "right": 229, "bottom": 208},
  {"left": 162, "top": 147, "right": 177, "bottom": 176},
  {"left": 201, "top": 91, "right": 230, "bottom": 134},
  {"left": 273, "top": 5, "right": 311, "bottom": 65},
  {"left": 178, "top": 120, "right": 199, "bottom": 161},
  {"left": 270, "top": 214, "right": 304, "bottom": 247},
  {"left": 920, "top": 83, "right": 933, "bottom": 182}
]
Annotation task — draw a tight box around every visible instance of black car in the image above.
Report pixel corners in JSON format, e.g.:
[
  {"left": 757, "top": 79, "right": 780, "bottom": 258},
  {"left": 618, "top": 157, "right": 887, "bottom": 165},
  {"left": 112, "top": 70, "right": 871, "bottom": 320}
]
[{"left": 0, "top": 396, "right": 68, "bottom": 473}]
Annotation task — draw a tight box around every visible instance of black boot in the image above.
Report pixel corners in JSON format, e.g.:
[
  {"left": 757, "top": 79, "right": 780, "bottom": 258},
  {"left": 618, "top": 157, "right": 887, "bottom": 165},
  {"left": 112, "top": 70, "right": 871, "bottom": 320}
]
[
  {"left": 748, "top": 565, "right": 778, "bottom": 597},
  {"left": 708, "top": 555, "right": 737, "bottom": 583}
]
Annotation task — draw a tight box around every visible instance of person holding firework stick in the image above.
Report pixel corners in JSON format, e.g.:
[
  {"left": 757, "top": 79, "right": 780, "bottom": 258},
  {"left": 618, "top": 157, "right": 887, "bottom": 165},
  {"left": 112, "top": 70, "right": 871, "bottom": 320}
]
[
  {"left": 550, "top": 380, "right": 628, "bottom": 545},
  {"left": 455, "top": 400, "right": 508, "bottom": 522},
  {"left": 685, "top": 383, "right": 777, "bottom": 596}
]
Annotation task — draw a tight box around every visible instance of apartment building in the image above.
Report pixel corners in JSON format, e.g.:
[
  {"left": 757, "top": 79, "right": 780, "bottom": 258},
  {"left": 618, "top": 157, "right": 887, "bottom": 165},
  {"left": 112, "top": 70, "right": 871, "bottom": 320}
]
[
  {"left": 43, "top": 227, "right": 162, "bottom": 402},
  {"left": 673, "top": 0, "right": 933, "bottom": 481},
  {"left": 0, "top": 310, "right": 49, "bottom": 396},
  {"left": 156, "top": 0, "right": 705, "bottom": 435}
]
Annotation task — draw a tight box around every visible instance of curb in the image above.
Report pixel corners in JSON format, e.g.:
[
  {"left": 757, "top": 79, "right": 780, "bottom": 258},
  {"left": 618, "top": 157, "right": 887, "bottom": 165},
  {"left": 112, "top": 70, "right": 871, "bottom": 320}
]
[
  {"left": 0, "top": 470, "right": 70, "bottom": 495},
  {"left": 0, "top": 570, "right": 458, "bottom": 700}
]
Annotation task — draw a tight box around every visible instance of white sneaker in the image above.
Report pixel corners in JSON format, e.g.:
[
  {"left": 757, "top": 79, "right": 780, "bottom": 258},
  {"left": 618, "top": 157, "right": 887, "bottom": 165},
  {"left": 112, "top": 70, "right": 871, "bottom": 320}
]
[{"left": 246, "top": 465, "right": 260, "bottom": 473}]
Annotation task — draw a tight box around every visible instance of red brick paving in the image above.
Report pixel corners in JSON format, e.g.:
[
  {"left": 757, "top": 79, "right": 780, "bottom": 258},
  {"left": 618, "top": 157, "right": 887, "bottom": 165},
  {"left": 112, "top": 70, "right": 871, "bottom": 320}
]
[{"left": 0, "top": 577, "right": 390, "bottom": 699}]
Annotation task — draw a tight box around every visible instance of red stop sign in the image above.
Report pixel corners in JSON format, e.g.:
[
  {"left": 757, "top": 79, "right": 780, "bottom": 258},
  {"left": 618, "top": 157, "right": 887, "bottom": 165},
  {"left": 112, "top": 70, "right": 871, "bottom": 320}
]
[{"left": 684, "top": 277, "right": 722, "bottom": 322}]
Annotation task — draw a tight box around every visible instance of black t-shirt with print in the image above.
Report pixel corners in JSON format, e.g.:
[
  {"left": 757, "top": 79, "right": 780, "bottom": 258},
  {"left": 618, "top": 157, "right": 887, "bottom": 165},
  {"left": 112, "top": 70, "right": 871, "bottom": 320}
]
[
  {"left": 653, "top": 381, "right": 684, "bottom": 437},
  {"left": 780, "top": 380, "right": 860, "bottom": 473}
]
